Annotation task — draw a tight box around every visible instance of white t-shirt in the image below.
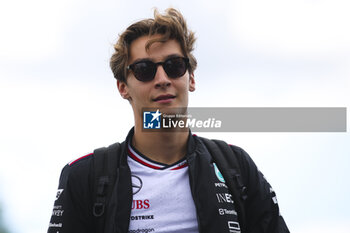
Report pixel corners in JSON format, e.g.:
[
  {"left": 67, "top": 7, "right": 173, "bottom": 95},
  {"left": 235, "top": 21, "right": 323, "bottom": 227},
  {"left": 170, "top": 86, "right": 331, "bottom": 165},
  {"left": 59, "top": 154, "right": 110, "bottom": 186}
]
[{"left": 127, "top": 143, "right": 199, "bottom": 233}]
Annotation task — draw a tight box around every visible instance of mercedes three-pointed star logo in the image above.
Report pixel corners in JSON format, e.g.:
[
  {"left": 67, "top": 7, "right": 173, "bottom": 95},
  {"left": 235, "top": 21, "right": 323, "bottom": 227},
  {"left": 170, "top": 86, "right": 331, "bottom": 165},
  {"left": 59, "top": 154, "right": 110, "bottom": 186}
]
[{"left": 131, "top": 175, "right": 143, "bottom": 195}]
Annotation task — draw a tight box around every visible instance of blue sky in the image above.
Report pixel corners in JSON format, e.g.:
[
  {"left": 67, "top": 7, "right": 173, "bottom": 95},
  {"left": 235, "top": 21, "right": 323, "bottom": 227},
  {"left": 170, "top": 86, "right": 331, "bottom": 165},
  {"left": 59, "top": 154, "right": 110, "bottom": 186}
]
[{"left": 0, "top": 1, "right": 349, "bottom": 233}]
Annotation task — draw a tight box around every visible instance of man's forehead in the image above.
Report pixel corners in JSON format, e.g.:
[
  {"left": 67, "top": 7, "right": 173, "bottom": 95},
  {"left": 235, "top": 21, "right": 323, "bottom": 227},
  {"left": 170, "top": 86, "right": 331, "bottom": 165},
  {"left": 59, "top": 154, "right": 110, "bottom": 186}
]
[
  {"left": 131, "top": 53, "right": 184, "bottom": 65},
  {"left": 129, "top": 36, "right": 183, "bottom": 63}
]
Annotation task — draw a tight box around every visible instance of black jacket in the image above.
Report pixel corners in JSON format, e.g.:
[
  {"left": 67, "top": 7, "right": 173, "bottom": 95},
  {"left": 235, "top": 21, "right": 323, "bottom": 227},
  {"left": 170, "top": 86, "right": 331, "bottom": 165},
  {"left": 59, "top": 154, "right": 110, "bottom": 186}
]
[{"left": 48, "top": 128, "right": 289, "bottom": 233}]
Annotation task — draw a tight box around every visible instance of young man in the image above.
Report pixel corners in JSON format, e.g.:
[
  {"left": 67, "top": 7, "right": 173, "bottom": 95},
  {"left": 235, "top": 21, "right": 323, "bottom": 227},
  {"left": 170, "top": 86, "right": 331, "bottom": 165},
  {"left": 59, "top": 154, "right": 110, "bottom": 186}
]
[{"left": 48, "top": 8, "right": 289, "bottom": 233}]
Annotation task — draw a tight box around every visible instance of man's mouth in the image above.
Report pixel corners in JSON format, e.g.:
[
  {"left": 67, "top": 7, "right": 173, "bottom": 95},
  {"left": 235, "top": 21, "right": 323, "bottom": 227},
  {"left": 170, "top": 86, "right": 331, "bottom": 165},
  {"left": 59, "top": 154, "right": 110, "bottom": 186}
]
[{"left": 153, "top": 94, "right": 176, "bottom": 102}]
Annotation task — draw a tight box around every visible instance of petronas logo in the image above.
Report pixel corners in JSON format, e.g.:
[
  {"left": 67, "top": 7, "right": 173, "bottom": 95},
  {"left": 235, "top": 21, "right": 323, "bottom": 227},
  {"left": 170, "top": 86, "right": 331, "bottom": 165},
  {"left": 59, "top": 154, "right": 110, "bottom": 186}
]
[{"left": 213, "top": 163, "right": 225, "bottom": 183}]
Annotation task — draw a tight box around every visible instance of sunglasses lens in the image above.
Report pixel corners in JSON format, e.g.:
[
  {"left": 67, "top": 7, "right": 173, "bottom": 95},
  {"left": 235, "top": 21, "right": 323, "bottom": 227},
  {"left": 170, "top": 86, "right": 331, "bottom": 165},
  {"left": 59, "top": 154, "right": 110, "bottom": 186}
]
[
  {"left": 129, "top": 57, "right": 188, "bottom": 82},
  {"left": 132, "top": 61, "right": 156, "bottom": 82},
  {"left": 164, "top": 57, "right": 188, "bottom": 78}
]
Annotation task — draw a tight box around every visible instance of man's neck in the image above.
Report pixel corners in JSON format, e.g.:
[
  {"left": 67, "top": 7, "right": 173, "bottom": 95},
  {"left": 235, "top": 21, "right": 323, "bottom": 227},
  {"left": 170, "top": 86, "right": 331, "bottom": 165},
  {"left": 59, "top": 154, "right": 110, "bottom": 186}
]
[{"left": 132, "top": 127, "right": 189, "bottom": 165}]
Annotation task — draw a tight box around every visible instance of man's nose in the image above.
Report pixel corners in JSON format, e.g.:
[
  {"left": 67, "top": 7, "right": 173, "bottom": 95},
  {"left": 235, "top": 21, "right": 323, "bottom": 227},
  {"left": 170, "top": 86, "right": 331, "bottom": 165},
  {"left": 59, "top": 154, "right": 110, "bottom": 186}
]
[{"left": 153, "top": 65, "right": 171, "bottom": 88}]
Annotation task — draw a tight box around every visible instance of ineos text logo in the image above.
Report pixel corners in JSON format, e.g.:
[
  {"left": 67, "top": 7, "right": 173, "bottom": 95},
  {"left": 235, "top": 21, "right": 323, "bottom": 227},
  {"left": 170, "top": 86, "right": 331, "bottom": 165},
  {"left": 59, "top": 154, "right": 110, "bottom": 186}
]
[{"left": 131, "top": 175, "right": 143, "bottom": 195}]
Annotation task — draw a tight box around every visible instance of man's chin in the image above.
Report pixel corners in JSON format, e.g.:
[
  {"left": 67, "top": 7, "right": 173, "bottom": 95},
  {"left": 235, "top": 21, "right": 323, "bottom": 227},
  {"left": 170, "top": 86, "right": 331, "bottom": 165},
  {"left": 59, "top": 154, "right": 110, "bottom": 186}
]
[{"left": 157, "top": 106, "right": 187, "bottom": 116}]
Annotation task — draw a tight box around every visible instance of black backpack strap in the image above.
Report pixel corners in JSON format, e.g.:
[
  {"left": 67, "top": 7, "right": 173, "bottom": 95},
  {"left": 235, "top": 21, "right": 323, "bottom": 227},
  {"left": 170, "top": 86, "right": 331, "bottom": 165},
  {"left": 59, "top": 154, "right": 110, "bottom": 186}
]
[
  {"left": 92, "top": 142, "right": 122, "bottom": 232},
  {"left": 200, "top": 137, "right": 247, "bottom": 233}
]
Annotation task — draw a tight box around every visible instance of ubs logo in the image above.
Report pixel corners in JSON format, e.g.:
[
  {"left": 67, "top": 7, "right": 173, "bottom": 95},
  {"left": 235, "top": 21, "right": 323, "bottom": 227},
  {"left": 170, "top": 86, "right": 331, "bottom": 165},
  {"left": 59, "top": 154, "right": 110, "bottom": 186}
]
[{"left": 131, "top": 175, "right": 143, "bottom": 195}]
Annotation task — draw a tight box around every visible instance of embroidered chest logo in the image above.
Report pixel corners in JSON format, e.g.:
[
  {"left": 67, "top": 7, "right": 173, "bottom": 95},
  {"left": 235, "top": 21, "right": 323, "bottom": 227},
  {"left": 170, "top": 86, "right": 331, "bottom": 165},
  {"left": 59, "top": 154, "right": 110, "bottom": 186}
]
[
  {"left": 213, "top": 163, "right": 225, "bottom": 183},
  {"left": 131, "top": 175, "right": 143, "bottom": 195},
  {"left": 55, "top": 189, "right": 64, "bottom": 200}
]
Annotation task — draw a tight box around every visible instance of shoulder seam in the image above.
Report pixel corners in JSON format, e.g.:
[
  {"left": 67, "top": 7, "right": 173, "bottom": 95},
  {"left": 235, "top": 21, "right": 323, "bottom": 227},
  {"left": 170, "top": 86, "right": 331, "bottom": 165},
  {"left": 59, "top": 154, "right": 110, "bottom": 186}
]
[{"left": 68, "top": 153, "right": 93, "bottom": 166}]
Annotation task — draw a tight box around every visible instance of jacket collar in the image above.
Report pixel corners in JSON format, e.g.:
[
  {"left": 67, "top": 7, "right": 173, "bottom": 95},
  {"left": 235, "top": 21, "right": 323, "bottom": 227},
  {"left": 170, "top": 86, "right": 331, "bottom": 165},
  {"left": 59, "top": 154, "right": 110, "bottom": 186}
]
[{"left": 121, "top": 127, "right": 199, "bottom": 162}]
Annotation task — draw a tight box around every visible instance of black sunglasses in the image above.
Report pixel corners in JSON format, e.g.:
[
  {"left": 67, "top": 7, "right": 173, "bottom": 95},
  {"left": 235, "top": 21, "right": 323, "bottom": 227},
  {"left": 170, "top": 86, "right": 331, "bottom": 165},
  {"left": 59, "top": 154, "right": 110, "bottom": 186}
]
[{"left": 127, "top": 56, "right": 189, "bottom": 82}]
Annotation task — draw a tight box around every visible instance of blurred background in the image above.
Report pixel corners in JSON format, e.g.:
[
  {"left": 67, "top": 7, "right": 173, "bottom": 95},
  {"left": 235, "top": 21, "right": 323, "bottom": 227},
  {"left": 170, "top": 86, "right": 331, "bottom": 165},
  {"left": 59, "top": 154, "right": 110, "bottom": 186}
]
[{"left": 0, "top": 0, "right": 349, "bottom": 232}]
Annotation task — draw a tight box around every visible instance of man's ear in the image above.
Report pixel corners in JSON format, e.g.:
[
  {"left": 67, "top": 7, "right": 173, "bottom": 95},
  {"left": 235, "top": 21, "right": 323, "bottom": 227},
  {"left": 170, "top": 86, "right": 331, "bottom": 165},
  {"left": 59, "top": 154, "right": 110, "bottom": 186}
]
[
  {"left": 117, "top": 80, "right": 131, "bottom": 100},
  {"left": 189, "top": 73, "right": 196, "bottom": 92}
]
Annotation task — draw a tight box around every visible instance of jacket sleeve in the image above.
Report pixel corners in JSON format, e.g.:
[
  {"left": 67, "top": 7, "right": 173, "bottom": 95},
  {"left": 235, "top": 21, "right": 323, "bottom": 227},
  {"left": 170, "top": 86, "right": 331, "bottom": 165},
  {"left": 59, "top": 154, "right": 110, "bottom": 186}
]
[
  {"left": 231, "top": 146, "right": 290, "bottom": 233},
  {"left": 47, "top": 157, "right": 94, "bottom": 233}
]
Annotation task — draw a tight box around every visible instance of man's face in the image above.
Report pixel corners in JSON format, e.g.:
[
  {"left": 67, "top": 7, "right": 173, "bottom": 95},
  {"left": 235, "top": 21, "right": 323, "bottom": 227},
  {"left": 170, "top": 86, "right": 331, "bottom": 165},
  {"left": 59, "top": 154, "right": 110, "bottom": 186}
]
[{"left": 117, "top": 35, "right": 195, "bottom": 121}]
